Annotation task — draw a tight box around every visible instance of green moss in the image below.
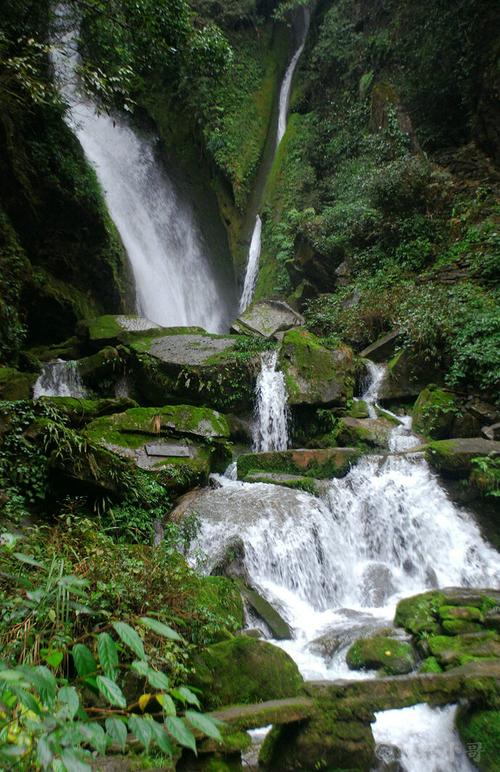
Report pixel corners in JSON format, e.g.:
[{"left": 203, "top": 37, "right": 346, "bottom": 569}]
[
  {"left": 427, "top": 632, "right": 500, "bottom": 669},
  {"left": 419, "top": 656, "right": 443, "bottom": 674},
  {"left": 346, "top": 635, "right": 415, "bottom": 675},
  {"left": 456, "top": 707, "right": 500, "bottom": 772},
  {"left": 348, "top": 400, "right": 369, "bottom": 419},
  {"left": 439, "top": 605, "right": 483, "bottom": 622},
  {"left": 413, "top": 385, "right": 461, "bottom": 439},
  {"left": 442, "top": 620, "right": 484, "bottom": 636},
  {"left": 237, "top": 448, "right": 360, "bottom": 480},
  {"left": 37, "top": 396, "right": 137, "bottom": 426},
  {"left": 242, "top": 472, "right": 318, "bottom": 495},
  {"left": 191, "top": 636, "right": 304, "bottom": 710},
  {"left": 193, "top": 576, "right": 245, "bottom": 634},
  {"left": 0, "top": 367, "right": 37, "bottom": 400},
  {"left": 394, "top": 591, "right": 445, "bottom": 636}
]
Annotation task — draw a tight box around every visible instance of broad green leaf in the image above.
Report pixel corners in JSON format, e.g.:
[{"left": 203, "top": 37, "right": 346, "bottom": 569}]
[
  {"left": 80, "top": 722, "right": 108, "bottom": 754},
  {"left": 44, "top": 650, "right": 64, "bottom": 669},
  {"left": 171, "top": 686, "right": 200, "bottom": 708},
  {"left": 157, "top": 693, "right": 176, "bottom": 716},
  {"left": 72, "top": 644, "right": 97, "bottom": 678},
  {"left": 148, "top": 719, "right": 174, "bottom": 756},
  {"left": 146, "top": 669, "right": 169, "bottom": 691},
  {"left": 130, "top": 659, "right": 149, "bottom": 677},
  {"left": 13, "top": 552, "right": 45, "bottom": 568},
  {"left": 165, "top": 715, "right": 197, "bottom": 753},
  {"left": 57, "top": 686, "right": 80, "bottom": 720},
  {"left": 105, "top": 717, "right": 127, "bottom": 751},
  {"left": 112, "top": 622, "right": 146, "bottom": 661},
  {"left": 139, "top": 617, "right": 181, "bottom": 641},
  {"left": 129, "top": 715, "right": 152, "bottom": 751},
  {"left": 10, "top": 685, "right": 42, "bottom": 715},
  {"left": 60, "top": 748, "right": 92, "bottom": 772},
  {"left": 95, "top": 676, "right": 126, "bottom": 709},
  {"left": 97, "top": 633, "right": 118, "bottom": 679},
  {"left": 185, "top": 710, "right": 223, "bottom": 742},
  {"left": 0, "top": 669, "right": 24, "bottom": 683}
]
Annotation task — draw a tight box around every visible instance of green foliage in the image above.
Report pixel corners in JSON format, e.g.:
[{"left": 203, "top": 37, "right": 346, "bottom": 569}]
[{"left": 471, "top": 456, "right": 500, "bottom": 499}]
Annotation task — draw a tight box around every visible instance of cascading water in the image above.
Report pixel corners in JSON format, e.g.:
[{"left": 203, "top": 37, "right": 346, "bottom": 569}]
[
  {"left": 239, "top": 9, "right": 311, "bottom": 312},
  {"left": 33, "top": 360, "right": 86, "bottom": 398},
  {"left": 252, "top": 351, "right": 289, "bottom": 452},
  {"left": 51, "top": 7, "right": 234, "bottom": 333},
  {"left": 360, "top": 360, "right": 387, "bottom": 419}
]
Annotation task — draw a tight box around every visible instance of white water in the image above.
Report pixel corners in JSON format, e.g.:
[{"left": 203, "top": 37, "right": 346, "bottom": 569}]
[
  {"left": 51, "top": 8, "right": 231, "bottom": 333},
  {"left": 239, "top": 9, "right": 310, "bottom": 312},
  {"left": 33, "top": 360, "right": 86, "bottom": 398},
  {"left": 252, "top": 351, "right": 289, "bottom": 451},
  {"left": 361, "top": 360, "right": 387, "bottom": 419},
  {"left": 373, "top": 703, "right": 476, "bottom": 771}
]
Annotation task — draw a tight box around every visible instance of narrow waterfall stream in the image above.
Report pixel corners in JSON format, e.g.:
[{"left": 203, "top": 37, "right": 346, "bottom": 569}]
[
  {"left": 252, "top": 351, "right": 289, "bottom": 452},
  {"left": 239, "top": 9, "right": 311, "bottom": 312},
  {"left": 189, "top": 362, "right": 500, "bottom": 769},
  {"left": 51, "top": 7, "right": 235, "bottom": 332},
  {"left": 33, "top": 360, "right": 86, "bottom": 398}
]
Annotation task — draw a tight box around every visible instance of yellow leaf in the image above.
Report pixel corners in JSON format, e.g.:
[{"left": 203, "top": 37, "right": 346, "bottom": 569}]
[
  {"left": 384, "top": 650, "right": 392, "bottom": 656},
  {"left": 139, "top": 693, "right": 151, "bottom": 712}
]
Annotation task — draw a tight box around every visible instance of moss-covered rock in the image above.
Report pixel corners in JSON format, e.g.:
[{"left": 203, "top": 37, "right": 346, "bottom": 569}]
[
  {"left": 278, "top": 328, "right": 356, "bottom": 407},
  {"left": 426, "top": 438, "right": 500, "bottom": 477},
  {"left": 346, "top": 635, "right": 415, "bottom": 675},
  {"left": 419, "top": 656, "right": 443, "bottom": 673},
  {"left": 348, "top": 399, "right": 370, "bottom": 419},
  {"left": 191, "top": 576, "right": 245, "bottom": 635},
  {"left": 241, "top": 471, "right": 321, "bottom": 495},
  {"left": 237, "top": 447, "right": 361, "bottom": 480},
  {"left": 336, "top": 415, "right": 393, "bottom": 449},
  {"left": 37, "top": 396, "right": 138, "bottom": 427},
  {"left": 378, "top": 349, "right": 444, "bottom": 403},
  {"left": 427, "top": 632, "right": 500, "bottom": 669},
  {"left": 191, "top": 636, "right": 304, "bottom": 710},
  {"left": 77, "top": 346, "right": 124, "bottom": 388},
  {"left": 456, "top": 706, "right": 500, "bottom": 772},
  {"left": 231, "top": 300, "right": 304, "bottom": 338},
  {"left": 0, "top": 367, "right": 37, "bottom": 400},
  {"left": 413, "top": 385, "right": 462, "bottom": 439}
]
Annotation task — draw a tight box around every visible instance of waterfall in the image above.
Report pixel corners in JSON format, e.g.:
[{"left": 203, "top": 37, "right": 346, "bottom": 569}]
[
  {"left": 252, "top": 351, "right": 289, "bottom": 451},
  {"left": 239, "top": 8, "right": 311, "bottom": 312},
  {"left": 51, "top": 7, "right": 234, "bottom": 333},
  {"left": 33, "top": 360, "right": 86, "bottom": 398},
  {"left": 360, "top": 360, "right": 387, "bottom": 419}
]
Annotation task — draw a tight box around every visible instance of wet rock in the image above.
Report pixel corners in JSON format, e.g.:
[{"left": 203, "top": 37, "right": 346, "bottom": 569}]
[
  {"left": 231, "top": 299, "right": 304, "bottom": 338},
  {"left": 346, "top": 635, "right": 415, "bottom": 675},
  {"left": 308, "top": 615, "right": 387, "bottom": 662},
  {"left": 37, "top": 396, "right": 138, "bottom": 427},
  {"left": 77, "top": 346, "right": 123, "bottom": 388},
  {"left": 425, "top": 437, "right": 500, "bottom": 477},
  {"left": 374, "top": 743, "right": 404, "bottom": 772},
  {"left": 427, "top": 631, "right": 500, "bottom": 669},
  {"left": 190, "top": 636, "right": 303, "bottom": 710},
  {"left": 278, "top": 327, "right": 356, "bottom": 407},
  {"left": 482, "top": 422, "right": 500, "bottom": 441},
  {"left": 237, "top": 447, "right": 361, "bottom": 480},
  {"left": 361, "top": 564, "right": 395, "bottom": 606},
  {"left": 242, "top": 471, "right": 324, "bottom": 495},
  {"left": 337, "top": 416, "right": 393, "bottom": 449},
  {"left": 413, "top": 386, "right": 462, "bottom": 439}
]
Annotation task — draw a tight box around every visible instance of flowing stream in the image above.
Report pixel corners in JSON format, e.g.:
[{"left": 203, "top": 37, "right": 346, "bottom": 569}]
[
  {"left": 190, "top": 361, "right": 500, "bottom": 768},
  {"left": 51, "top": 6, "right": 235, "bottom": 333},
  {"left": 239, "top": 9, "right": 311, "bottom": 312},
  {"left": 252, "top": 351, "right": 289, "bottom": 452},
  {"left": 33, "top": 360, "right": 86, "bottom": 398}
]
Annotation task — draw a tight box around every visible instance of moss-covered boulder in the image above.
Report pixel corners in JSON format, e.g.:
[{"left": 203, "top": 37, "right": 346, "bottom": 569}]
[
  {"left": 346, "top": 635, "right": 415, "bottom": 675},
  {"left": 231, "top": 300, "right": 304, "bottom": 338},
  {"left": 0, "top": 367, "right": 37, "bottom": 400},
  {"left": 395, "top": 589, "right": 500, "bottom": 640},
  {"left": 237, "top": 447, "right": 361, "bottom": 480},
  {"left": 457, "top": 706, "right": 500, "bottom": 772},
  {"left": 87, "top": 405, "right": 230, "bottom": 443},
  {"left": 336, "top": 415, "right": 393, "bottom": 449},
  {"left": 242, "top": 471, "right": 321, "bottom": 495},
  {"left": 191, "top": 636, "right": 303, "bottom": 710},
  {"left": 426, "top": 438, "right": 500, "bottom": 477},
  {"left": 278, "top": 328, "right": 356, "bottom": 407},
  {"left": 378, "top": 348, "right": 444, "bottom": 403},
  {"left": 413, "top": 386, "right": 462, "bottom": 439},
  {"left": 77, "top": 346, "right": 124, "bottom": 388},
  {"left": 395, "top": 591, "right": 446, "bottom": 636},
  {"left": 37, "top": 396, "right": 137, "bottom": 427},
  {"left": 427, "top": 631, "right": 500, "bottom": 669},
  {"left": 190, "top": 576, "right": 245, "bottom": 635}
]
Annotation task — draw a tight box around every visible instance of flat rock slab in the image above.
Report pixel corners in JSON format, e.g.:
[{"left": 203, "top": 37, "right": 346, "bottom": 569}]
[
  {"left": 426, "top": 437, "right": 500, "bottom": 476},
  {"left": 237, "top": 448, "right": 361, "bottom": 480},
  {"left": 232, "top": 300, "right": 304, "bottom": 339},
  {"left": 145, "top": 443, "right": 192, "bottom": 458},
  {"left": 360, "top": 329, "right": 400, "bottom": 362},
  {"left": 146, "top": 334, "right": 235, "bottom": 366}
]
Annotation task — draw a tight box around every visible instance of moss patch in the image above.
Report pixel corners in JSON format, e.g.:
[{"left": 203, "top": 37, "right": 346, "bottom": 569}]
[
  {"left": 456, "top": 707, "right": 500, "bottom": 772},
  {"left": 0, "top": 367, "right": 37, "bottom": 400},
  {"left": 237, "top": 447, "right": 360, "bottom": 480},
  {"left": 413, "top": 385, "right": 462, "bottom": 439},
  {"left": 346, "top": 635, "right": 415, "bottom": 675}
]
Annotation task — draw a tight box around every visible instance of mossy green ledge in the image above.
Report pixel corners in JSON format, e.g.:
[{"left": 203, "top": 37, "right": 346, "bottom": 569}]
[
  {"left": 237, "top": 447, "right": 361, "bottom": 480},
  {"left": 278, "top": 328, "right": 356, "bottom": 407},
  {"left": 425, "top": 438, "right": 500, "bottom": 477},
  {"left": 0, "top": 367, "right": 37, "bottom": 400}
]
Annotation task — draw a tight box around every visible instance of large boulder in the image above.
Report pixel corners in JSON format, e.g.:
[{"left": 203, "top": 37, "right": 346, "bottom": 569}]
[
  {"left": 190, "top": 636, "right": 303, "bottom": 710},
  {"left": 278, "top": 328, "right": 356, "bottom": 407},
  {"left": 346, "top": 634, "right": 415, "bottom": 675},
  {"left": 77, "top": 314, "right": 171, "bottom": 350},
  {"left": 126, "top": 330, "right": 261, "bottom": 413},
  {"left": 231, "top": 300, "right": 304, "bottom": 339},
  {"left": 77, "top": 346, "right": 124, "bottom": 388},
  {"left": 0, "top": 367, "right": 37, "bottom": 400},
  {"left": 425, "top": 438, "right": 500, "bottom": 477},
  {"left": 413, "top": 386, "right": 463, "bottom": 439},
  {"left": 378, "top": 348, "right": 444, "bottom": 403},
  {"left": 336, "top": 416, "right": 394, "bottom": 449},
  {"left": 456, "top": 706, "right": 500, "bottom": 772},
  {"left": 237, "top": 448, "right": 361, "bottom": 480}
]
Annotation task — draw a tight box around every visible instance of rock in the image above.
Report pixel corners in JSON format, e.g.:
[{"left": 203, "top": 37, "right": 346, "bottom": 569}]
[
  {"left": 237, "top": 581, "right": 293, "bottom": 641},
  {"left": 308, "top": 614, "right": 388, "bottom": 662},
  {"left": 456, "top": 705, "right": 500, "bottom": 772},
  {"left": 346, "top": 635, "right": 415, "bottom": 675},
  {"left": 347, "top": 399, "right": 370, "bottom": 419},
  {"left": 361, "top": 564, "right": 395, "bottom": 606},
  {"left": 378, "top": 349, "right": 443, "bottom": 403},
  {"left": 237, "top": 447, "right": 361, "bottom": 480},
  {"left": 0, "top": 367, "right": 37, "bottom": 400},
  {"left": 374, "top": 743, "right": 404, "bottom": 772},
  {"left": 412, "top": 386, "right": 462, "bottom": 439},
  {"left": 278, "top": 328, "right": 356, "bottom": 407},
  {"left": 483, "top": 422, "right": 500, "bottom": 441},
  {"left": 127, "top": 331, "right": 260, "bottom": 412},
  {"left": 359, "top": 329, "right": 401, "bottom": 362},
  {"left": 242, "top": 471, "right": 323, "bottom": 495},
  {"left": 231, "top": 300, "right": 304, "bottom": 338},
  {"left": 395, "top": 588, "right": 500, "bottom": 637},
  {"left": 190, "top": 636, "right": 304, "bottom": 710},
  {"left": 77, "top": 314, "right": 166, "bottom": 349},
  {"left": 37, "top": 396, "right": 138, "bottom": 426},
  {"left": 427, "top": 631, "right": 500, "bottom": 669},
  {"left": 425, "top": 437, "right": 500, "bottom": 477},
  {"left": 467, "top": 398, "right": 500, "bottom": 426},
  {"left": 77, "top": 346, "right": 123, "bottom": 388},
  {"left": 87, "top": 404, "right": 230, "bottom": 442},
  {"left": 336, "top": 416, "right": 393, "bottom": 449}
]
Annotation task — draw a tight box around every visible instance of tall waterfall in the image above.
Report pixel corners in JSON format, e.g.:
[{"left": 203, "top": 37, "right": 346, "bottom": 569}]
[
  {"left": 360, "top": 360, "right": 386, "bottom": 418},
  {"left": 252, "top": 351, "right": 289, "bottom": 452},
  {"left": 51, "top": 7, "right": 234, "bottom": 333},
  {"left": 239, "top": 9, "right": 311, "bottom": 312},
  {"left": 33, "top": 360, "right": 86, "bottom": 399}
]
